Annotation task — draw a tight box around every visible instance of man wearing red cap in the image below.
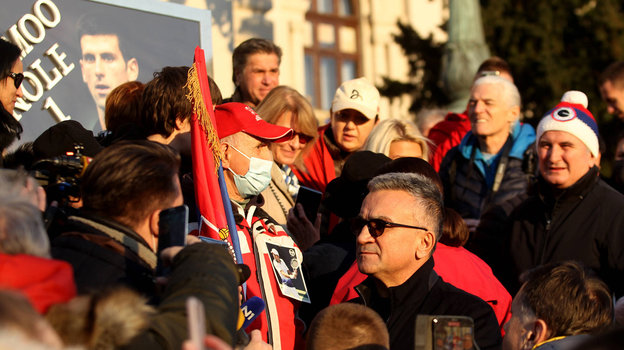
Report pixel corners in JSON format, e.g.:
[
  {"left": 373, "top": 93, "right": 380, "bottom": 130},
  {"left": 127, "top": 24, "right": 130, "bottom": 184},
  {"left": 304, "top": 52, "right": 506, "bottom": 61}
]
[
  {"left": 214, "top": 103, "right": 305, "bottom": 349},
  {"left": 481, "top": 91, "right": 624, "bottom": 298}
]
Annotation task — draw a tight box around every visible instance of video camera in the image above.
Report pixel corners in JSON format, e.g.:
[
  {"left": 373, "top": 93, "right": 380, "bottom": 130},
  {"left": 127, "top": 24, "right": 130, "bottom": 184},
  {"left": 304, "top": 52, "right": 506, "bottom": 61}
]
[{"left": 30, "top": 144, "right": 93, "bottom": 206}]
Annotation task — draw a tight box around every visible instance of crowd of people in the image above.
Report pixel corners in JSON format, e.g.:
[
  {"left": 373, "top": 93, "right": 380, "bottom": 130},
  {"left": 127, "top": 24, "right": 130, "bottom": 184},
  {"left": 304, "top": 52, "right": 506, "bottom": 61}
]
[{"left": 2, "top": 33, "right": 624, "bottom": 350}]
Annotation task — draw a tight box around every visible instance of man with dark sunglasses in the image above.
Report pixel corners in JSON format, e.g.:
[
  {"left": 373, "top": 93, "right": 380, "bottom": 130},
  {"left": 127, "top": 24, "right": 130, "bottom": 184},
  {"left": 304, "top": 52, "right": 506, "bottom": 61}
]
[{"left": 351, "top": 172, "right": 501, "bottom": 350}]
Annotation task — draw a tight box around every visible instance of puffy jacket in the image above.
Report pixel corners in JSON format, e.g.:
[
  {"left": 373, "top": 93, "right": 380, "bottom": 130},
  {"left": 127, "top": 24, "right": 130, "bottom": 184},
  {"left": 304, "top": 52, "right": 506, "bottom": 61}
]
[{"left": 439, "top": 121, "right": 536, "bottom": 220}]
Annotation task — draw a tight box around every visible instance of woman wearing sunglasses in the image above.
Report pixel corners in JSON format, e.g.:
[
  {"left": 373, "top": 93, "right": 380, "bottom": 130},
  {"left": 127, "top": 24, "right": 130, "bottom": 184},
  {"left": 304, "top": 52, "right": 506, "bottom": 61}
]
[
  {"left": 255, "top": 86, "right": 319, "bottom": 225},
  {"left": 0, "top": 39, "right": 24, "bottom": 158}
]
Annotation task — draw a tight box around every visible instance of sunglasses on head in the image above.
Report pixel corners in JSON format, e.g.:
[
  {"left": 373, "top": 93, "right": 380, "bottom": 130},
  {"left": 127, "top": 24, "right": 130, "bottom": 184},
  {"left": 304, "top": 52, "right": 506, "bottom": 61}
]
[
  {"left": 8, "top": 72, "right": 24, "bottom": 89},
  {"left": 351, "top": 216, "right": 428, "bottom": 238}
]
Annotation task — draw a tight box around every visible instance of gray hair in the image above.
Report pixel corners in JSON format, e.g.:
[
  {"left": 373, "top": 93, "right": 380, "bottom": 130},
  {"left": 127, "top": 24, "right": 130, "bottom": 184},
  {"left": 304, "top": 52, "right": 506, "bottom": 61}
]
[
  {"left": 368, "top": 172, "right": 443, "bottom": 238},
  {"left": 0, "top": 169, "right": 44, "bottom": 210},
  {"left": 472, "top": 75, "right": 521, "bottom": 109},
  {"left": 0, "top": 199, "right": 50, "bottom": 258}
]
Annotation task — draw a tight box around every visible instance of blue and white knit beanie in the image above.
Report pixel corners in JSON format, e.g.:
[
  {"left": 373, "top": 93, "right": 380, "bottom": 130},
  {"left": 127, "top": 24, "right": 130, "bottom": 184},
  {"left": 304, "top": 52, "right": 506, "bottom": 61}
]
[{"left": 536, "top": 91, "right": 599, "bottom": 157}]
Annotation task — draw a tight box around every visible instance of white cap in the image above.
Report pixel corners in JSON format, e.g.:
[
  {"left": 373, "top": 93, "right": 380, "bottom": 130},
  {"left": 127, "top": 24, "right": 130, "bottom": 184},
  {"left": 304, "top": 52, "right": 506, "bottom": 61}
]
[
  {"left": 271, "top": 248, "right": 278, "bottom": 255},
  {"left": 331, "top": 77, "right": 380, "bottom": 120}
]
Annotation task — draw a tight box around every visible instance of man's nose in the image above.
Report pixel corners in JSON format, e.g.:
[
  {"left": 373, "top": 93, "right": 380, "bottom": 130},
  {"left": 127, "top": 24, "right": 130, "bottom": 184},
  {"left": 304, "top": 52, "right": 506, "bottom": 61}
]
[{"left": 94, "top": 57, "right": 105, "bottom": 76}]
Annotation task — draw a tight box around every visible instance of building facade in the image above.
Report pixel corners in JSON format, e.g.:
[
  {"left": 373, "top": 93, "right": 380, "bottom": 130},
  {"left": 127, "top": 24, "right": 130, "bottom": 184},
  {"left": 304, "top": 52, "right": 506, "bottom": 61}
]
[{"left": 166, "top": 0, "right": 447, "bottom": 122}]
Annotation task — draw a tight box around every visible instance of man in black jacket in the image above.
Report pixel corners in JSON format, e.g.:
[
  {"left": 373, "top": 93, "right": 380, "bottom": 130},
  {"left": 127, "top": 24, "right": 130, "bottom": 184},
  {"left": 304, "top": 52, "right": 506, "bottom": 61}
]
[
  {"left": 486, "top": 91, "right": 624, "bottom": 297},
  {"left": 52, "top": 140, "right": 183, "bottom": 296},
  {"left": 350, "top": 172, "right": 501, "bottom": 350}
]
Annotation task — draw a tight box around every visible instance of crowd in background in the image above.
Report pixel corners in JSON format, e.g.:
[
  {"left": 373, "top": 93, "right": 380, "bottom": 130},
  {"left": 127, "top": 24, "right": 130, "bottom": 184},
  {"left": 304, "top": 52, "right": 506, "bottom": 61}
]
[{"left": 2, "top": 32, "right": 624, "bottom": 350}]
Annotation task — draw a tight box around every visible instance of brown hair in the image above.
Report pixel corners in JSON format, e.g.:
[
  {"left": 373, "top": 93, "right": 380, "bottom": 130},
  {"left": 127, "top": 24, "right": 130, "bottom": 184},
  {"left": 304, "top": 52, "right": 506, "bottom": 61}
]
[
  {"left": 518, "top": 261, "right": 613, "bottom": 337},
  {"left": 600, "top": 61, "right": 624, "bottom": 88},
  {"left": 306, "top": 303, "right": 389, "bottom": 350},
  {"left": 141, "top": 66, "right": 192, "bottom": 138},
  {"left": 477, "top": 56, "right": 512, "bottom": 77},
  {"left": 232, "top": 38, "right": 282, "bottom": 84},
  {"left": 81, "top": 140, "right": 181, "bottom": 228},
  {"left": 439, "top": 207, "right": 469, "bottom": 247},
  {"left": 105, "top": 81, "right": 144, "bottom": 133},
  {"left": 255, "top": 86, "right": 318, "bottom": 168}
]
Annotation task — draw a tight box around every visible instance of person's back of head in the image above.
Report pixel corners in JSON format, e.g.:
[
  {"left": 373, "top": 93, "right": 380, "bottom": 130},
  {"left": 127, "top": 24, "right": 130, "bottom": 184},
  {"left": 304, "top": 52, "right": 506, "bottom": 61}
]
[
  {"left": 80, "top": 140, "right": 181, "bottom": 229},
  {"left": 439, "top": 207, "right": 469, "bottom": 247},
  {"left": 306, "top": 303, "right": 389, "bottom": 350},
  {"left": 0, "top": 198, "right": 50, "bottom": 258},
  {"left": 141, "top": 66, "right": 192, "bottom": 138},
  {"left": 0, "top": 290, "right": 63, "bottom": 349},
  {"left": 476, "top": 56, "right": 513, "bottom": 82},
  {"left": 105, "top": 81, "right": 144, "bottom": 133},
  {"left": 516, "top": 261, "right": 613, "bottom": 339},
  {"left": 0, "top": 168, "right": 46, "bottom": 211}
]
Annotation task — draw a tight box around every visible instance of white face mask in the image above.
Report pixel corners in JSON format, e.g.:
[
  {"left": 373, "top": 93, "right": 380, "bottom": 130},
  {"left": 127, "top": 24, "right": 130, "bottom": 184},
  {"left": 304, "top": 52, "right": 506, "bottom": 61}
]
[{"left": 226, "top": 144, "right": 273, "bottom": 198}]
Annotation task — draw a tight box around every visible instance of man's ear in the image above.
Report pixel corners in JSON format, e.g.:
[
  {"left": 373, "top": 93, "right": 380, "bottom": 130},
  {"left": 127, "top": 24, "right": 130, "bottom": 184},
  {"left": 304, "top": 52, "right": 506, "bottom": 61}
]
[
  {"left": 524, "top": 318, "right": 549, "bottom": 350},
  {"left": 149, "top": 209, "right": 161, "bottom": 239},
  {"left": 508, "top": 105, "right": 521, "bottom": 123},
  {"left": 221, "top": 142, "right": 231, "bottom": 169},
  {"left": 415, "top": 231, "right": 436, "bottom": 259},
  {"left": 175, "top": 116, "right": 190, "bottom": 132},
  {"left": 126, "top": 57, "right": 139, "bottom": 81}
]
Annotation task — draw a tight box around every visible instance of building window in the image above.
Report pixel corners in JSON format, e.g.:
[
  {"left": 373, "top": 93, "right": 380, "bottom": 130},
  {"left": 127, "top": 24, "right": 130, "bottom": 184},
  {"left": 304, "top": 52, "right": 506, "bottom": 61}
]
[{"left": 304, "top": 0, "right": 360, "bottom": 110}]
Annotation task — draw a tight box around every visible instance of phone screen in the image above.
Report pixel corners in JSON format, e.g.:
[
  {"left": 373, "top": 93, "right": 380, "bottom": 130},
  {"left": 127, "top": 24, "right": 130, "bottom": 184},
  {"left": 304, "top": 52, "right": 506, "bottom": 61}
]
[
  {"left": 432, "top": 317, "right": 475, "bottom": 350},
  {"left": 157, "top": 204, "right": 189, "bottom": 252},
  {"left": 295, "top": 186, "right": 322, "bottom": 222},
  {"left": 156, "top": 204, "right": 188, "bottom": 276}
]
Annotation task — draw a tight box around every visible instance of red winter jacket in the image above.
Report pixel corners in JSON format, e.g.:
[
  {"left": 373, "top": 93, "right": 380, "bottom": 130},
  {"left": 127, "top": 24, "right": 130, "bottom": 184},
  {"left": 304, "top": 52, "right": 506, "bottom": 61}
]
[
  {"left": 428, "top": 111, "right": 471, "bottom": 171},
  {"left": 234, "top": 202, "right": 305, "bottom": 350},
  {"left": 0, "top": 253, "right": 76, "bottom": 313}
]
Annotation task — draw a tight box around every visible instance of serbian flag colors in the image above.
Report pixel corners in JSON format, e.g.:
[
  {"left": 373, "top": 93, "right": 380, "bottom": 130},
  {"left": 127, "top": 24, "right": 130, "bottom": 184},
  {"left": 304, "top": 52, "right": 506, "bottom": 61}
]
[{"left": 185, "top": 46, "right": 242, "bottom": 263}]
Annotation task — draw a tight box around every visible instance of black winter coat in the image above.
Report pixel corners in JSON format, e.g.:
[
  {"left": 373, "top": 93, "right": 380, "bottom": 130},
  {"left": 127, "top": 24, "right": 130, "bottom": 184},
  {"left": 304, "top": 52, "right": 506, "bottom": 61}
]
[
  {"left": 487, "top": 167, "right": 624, "bottom": 296},
  {"left": 352, "top": 258, "right": 502, "bottom": 350},
  {"left": 439, "top": 144, "right": 534, "bottom": 220}
]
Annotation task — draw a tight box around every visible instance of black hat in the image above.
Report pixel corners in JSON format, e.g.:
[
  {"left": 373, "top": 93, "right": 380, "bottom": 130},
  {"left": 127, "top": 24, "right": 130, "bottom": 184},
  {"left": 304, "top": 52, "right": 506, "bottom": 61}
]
[
  {"left": 33, "top": 120, "right": 103, "bottom": 160},
  {"left": 324, "top": 151, "right": 391, "bottom": 219}
]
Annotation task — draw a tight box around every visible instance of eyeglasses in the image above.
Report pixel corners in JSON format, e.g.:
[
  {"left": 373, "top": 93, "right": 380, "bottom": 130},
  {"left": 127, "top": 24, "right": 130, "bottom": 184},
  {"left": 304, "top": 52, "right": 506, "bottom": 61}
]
[
  {"left": 8, "top": 72, "right": 24, "bottom": 89},
  {"left": 351, "top": 216, "right": 428, "bottom": 238}
]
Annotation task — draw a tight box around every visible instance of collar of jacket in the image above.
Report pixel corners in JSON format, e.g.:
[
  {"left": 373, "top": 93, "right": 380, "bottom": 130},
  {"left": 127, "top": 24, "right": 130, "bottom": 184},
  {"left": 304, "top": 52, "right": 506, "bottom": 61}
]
[
  {"left": 67, "top": 213, "right": 157, "bottom": 269},
  {"left": 322, "top": 124, "right": 351, "bottom": 164},
  {"left": 355, "top": 257, "right": 437, "bottom": 315},
  {"left": 459, "top": 120, "right": 536, "bottom": 161},
  {"left": 535, "top": 165, "right": 599, "bottom": 204}
]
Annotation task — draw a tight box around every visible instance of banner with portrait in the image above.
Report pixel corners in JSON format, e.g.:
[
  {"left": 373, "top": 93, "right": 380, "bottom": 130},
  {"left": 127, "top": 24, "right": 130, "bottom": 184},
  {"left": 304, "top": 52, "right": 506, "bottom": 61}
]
[{"left": 1, "top": 0, "right": 212, "bottom": 146}]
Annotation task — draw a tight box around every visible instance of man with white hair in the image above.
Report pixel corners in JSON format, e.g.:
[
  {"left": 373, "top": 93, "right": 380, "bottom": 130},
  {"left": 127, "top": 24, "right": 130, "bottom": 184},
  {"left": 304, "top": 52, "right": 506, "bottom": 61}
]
[
  {"left": 493, "top": 91, "right": 624, "bottom": 297},
  {"left": 214, "top": 102, "right": 305, "bottom": 349},
  {"left": 439, "top": 75, "right": 536, "bottom": 224}
]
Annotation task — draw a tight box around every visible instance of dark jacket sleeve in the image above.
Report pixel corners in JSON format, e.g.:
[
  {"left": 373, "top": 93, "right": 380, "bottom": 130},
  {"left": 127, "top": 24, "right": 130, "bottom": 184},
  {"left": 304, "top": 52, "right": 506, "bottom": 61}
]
[{"left": 123, "top": 243, "right": 239, "bottom": 350}]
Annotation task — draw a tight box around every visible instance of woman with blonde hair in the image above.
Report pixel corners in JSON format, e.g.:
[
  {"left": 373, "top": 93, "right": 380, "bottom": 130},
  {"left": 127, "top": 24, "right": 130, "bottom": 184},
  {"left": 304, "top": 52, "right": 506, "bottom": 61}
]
[
  {"left": 255, "top": 86, "right": 319, "bottom": 224},
  {"left": 364, "top": 118, "right": 430, "bottom": 160}
]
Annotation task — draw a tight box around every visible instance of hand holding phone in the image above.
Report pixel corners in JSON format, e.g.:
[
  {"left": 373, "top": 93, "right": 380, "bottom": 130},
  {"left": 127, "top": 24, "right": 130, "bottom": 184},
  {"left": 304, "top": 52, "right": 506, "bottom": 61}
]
[{"left": 294, "top": 186, "right": 322, "bottom": 223}]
